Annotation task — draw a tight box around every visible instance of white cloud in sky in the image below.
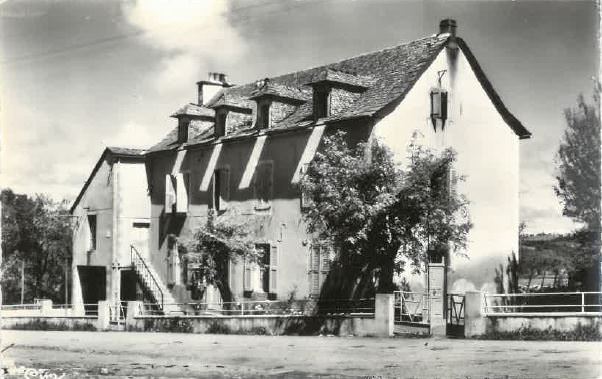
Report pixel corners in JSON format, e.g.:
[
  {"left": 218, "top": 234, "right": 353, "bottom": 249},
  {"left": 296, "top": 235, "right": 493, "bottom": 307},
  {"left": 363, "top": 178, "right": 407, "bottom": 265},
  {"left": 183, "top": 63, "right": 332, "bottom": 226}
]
[{"left": 123, "top": 0, "right": 246, "bottom": 94}]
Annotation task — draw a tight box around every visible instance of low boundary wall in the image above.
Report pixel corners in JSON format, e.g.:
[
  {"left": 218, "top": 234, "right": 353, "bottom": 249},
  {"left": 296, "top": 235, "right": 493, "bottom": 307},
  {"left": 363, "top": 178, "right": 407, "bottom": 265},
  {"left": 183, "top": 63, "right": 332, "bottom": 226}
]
[
  {"left": 464, "top": 291, "right": 602, "bottom": 338},
  {"left": 130, "top": 314, "right": 378, "bottom": 336},
  {"left": 1, "top": 294, "right": 395, "bottom": 337}
]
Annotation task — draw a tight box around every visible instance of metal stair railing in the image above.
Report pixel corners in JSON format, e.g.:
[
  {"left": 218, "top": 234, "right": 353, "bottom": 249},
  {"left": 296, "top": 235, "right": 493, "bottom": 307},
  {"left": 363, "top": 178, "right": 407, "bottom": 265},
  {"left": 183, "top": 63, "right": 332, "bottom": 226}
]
[{"left": 130, "top": 245, "right": 164, "bottom": 311}]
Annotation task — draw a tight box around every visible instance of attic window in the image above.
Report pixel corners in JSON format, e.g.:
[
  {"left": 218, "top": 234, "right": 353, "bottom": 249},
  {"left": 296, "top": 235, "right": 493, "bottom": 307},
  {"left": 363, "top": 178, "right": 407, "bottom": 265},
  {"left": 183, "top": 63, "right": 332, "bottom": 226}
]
[
  {"left": 178, "top": 118, "right": 189, "bottom": 143},
  {"left": 430, "top": 90, "right": 448, "bottom": 131},
  {"left": 258, "top": 103, "right": 270, "bottom": 129},
  {"left": 314, "top": 88, "right": 330, "bottom": 120},
  {"left": 215, "top": 112, "right": 227, "bottom": 137}
]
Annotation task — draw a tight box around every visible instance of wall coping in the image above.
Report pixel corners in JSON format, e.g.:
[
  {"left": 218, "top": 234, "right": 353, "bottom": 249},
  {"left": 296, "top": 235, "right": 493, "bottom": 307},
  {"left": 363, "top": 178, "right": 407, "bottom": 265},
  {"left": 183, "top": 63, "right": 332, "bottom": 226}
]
[
  {"left": 485, "top": 312, "right": 602, "bottom": 318},
  {"left": 1, "top": 316, "right": 97, "bottom": 319},
  {"left": 135, "top": 313, "right": 375, "bottom": 320}
]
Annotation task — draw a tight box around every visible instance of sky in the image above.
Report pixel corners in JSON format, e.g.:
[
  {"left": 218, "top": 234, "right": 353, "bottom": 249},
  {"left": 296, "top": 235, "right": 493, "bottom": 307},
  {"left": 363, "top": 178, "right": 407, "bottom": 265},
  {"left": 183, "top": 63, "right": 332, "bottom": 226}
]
[{"left": 0, "top": 0, "right": 598, "bottom": 234}]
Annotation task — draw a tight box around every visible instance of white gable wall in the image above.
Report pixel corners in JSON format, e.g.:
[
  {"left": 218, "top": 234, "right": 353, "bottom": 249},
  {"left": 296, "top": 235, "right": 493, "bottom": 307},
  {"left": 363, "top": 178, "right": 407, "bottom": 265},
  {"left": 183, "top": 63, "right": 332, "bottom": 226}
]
[{"left": 373, "top": 45, "right": 520, "bottom": 293}]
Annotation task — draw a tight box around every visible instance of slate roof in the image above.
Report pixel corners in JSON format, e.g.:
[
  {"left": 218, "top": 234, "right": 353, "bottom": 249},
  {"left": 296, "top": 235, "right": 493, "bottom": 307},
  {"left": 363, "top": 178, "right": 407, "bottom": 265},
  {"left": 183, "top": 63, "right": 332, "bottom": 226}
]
[
  {"left": 148, "top": 32, "right": 530, "bottom": 153},
  {"left": 170, "top": 103, "right": 215, "bottom": 118}
]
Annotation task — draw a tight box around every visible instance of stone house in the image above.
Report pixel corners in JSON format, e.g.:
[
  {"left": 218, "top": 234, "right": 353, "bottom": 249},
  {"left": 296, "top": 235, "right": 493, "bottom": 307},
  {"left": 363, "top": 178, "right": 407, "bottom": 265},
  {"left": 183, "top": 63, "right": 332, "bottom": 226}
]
[{"left": 71, "top": 20, "right": 530, "bottom": 312}]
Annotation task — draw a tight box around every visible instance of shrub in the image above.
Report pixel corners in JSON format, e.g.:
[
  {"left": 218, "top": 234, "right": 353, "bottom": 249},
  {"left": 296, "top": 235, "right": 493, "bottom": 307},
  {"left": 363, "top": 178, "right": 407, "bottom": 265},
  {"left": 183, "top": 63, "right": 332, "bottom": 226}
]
[
  {"left": 5, "top": 319, "right": 96, "bottom": 331},
  {"left": 206, "top": 321, "right": 231, "bottom": 334},
  {"left": 479, "top": 322, "right": 602, "bottom": 341}
]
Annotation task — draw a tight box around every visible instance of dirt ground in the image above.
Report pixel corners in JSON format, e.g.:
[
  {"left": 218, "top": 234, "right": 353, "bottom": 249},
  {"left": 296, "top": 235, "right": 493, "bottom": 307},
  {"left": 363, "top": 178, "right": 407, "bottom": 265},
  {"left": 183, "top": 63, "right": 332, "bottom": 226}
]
[{"left": 1, "top": 330, "right": 600, "bottom": 378}]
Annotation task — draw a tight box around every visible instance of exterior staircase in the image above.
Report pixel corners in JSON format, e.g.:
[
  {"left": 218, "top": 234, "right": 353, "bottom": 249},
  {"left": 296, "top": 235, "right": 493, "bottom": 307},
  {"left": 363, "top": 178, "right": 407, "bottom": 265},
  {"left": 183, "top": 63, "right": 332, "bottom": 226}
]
[{"left": 130, "top": 245, "right": 181, "bottom": 315}]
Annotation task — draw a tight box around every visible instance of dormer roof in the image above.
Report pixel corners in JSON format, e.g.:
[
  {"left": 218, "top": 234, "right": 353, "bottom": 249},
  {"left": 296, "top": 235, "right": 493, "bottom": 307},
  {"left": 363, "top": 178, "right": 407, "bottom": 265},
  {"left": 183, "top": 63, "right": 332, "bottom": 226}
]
[
  {"left": 306, "top": 68, "right": 375, "bottom": 90},
  {"left": 249, "top": 81, "right": 311, "bottom": 103},
  {"left": 170, "top": 103, "right": 215, "bottom": 119}
]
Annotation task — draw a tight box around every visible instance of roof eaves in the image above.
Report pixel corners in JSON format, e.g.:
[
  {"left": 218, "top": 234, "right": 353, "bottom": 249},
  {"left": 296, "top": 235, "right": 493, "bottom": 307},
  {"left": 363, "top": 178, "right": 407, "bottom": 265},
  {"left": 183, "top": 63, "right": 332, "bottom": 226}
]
[{"left": 457, "top": 38, "right": 531, "bottom": 139}]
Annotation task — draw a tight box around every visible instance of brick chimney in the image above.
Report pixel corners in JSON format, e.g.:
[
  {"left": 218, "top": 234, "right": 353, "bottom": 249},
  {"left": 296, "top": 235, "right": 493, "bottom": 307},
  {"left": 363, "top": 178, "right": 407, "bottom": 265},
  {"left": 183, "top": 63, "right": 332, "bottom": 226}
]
[
  {"left": 439, "top": 19, "right": 457, "bottom": 37},
  {"left": 197, "top": 72, "right": 231, "bottom": 106}
]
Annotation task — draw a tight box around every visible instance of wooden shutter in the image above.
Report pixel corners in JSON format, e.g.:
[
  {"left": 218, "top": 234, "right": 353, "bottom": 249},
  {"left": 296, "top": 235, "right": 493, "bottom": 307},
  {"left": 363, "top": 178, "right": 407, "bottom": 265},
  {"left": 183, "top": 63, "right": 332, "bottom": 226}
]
[
  {"left": 269, "top": 245, "right": 278, "bottom": 293},
  {"left": 244, "top": 258, "right": 252, "bottom": 291},
  {"left": 300, "top": 163, "right": 311, "bottom": 209},
  {"left": 220, "top": 168, "right": 230, "bottom": 210},
  {"left": 176, "top": 173, "right": 188, "bottom": 213},
  {"left": 165, "top": 175, "right": 175, "bottom": 213},
  {"left": 449, "top": 167, "right": 458, "bottom": 198}
]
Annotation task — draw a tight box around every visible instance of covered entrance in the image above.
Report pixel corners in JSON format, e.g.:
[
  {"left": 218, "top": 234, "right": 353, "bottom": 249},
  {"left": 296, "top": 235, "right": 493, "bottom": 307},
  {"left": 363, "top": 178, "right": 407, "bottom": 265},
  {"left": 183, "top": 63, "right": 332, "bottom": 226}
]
[{"left": 77, "top": 266, "right": 106, "bottom": 315}]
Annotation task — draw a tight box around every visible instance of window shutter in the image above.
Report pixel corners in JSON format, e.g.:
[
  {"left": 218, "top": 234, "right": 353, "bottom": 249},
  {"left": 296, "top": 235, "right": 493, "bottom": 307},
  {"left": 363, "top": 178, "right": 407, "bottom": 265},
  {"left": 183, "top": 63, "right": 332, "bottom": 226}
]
[
  {"left": 244, "top": 259, "right": 252, "bottom": 291},
  {"left": 176, "top": 173, "right": 188, "bottom": 213},
  {"left": 269, "top": 245, "right": 278, "bottom": 293},
  {"left": 449, "top": 167, "right": 458, "bottom": 198},
  {"left": 221, "top": 168, "right": 230, "bottom": 210},
  {"left": 321, "top": 247, "right": 330, "bottom": 272},
  {"left": 165, "top": 175, "right": 175, "bottom": 213},
  {"left": 441, "top": 91, "right": 448, "bottom": 120}
]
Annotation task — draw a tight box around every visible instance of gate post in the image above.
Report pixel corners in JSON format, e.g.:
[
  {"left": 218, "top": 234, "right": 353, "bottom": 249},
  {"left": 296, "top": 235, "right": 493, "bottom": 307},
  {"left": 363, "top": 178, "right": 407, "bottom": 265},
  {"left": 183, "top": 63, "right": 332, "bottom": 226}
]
[
  {"left": 464, "top": 291, "right": 486, "bottom": 337},
  {"left": 428, "top": 263, "right": 446, "bottom": 336},
  {"left": 374, "top": 293, "right": 394, "bottom": 337},
  {"left": 97, "top": 300, "right": 110, "bottom": 331},
  {"left": 125, "top": 301, "right": 143, "bottom": 331}
]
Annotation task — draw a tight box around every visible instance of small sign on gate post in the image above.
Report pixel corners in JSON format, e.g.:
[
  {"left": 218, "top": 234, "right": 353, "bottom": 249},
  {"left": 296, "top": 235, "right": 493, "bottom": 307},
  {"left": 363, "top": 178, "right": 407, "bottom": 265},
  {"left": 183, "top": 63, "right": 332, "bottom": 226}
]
[{"left": 428, "top": 262, "right": 446, "bottom": 336}]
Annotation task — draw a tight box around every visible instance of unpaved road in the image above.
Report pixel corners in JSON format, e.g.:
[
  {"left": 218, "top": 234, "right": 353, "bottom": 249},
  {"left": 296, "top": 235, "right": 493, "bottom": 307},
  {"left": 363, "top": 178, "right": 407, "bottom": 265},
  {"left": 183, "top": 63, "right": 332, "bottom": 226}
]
[{"left": 1, "top": 330, "right": 601, "bottom": 378}]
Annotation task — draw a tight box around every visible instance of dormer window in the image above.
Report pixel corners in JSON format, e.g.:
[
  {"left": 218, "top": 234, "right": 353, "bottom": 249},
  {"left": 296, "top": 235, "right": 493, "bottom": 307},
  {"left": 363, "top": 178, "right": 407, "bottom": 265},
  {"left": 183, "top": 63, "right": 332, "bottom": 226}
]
[
  {"left": 430, "top": 89, "right": 448, "bottom": 131},
  {"left": 215, "top": 112, "right": 227, "bottom": 137},
  {"left": 313, "top": 88, "right": 330, "bottom": 120},
  {"left": 258, "top": 102, "right": 270, "bottom": 129},
  {"left": 177, "top": 118, "right": 189, "bottom": 143}
]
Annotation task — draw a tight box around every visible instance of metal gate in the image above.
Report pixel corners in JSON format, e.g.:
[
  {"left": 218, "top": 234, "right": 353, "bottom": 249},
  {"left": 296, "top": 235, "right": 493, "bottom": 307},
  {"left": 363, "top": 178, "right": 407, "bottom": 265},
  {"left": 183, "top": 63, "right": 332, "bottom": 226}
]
[
  {"left": 446, "top": 293, "right": 465, "bottom": 337},
  {"left": 393, "top": 291, "right": 430, "bottom": 335}
]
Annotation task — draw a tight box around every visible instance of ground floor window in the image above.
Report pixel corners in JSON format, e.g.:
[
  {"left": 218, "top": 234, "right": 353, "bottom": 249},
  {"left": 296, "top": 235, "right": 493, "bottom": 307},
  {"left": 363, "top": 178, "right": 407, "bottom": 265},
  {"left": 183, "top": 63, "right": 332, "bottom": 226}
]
[
  {"left": 308, "top": 244, "right": 331, "bottom": 297},
  {"left": 244, "top": 244, "right": 278, "bottom": 297}
]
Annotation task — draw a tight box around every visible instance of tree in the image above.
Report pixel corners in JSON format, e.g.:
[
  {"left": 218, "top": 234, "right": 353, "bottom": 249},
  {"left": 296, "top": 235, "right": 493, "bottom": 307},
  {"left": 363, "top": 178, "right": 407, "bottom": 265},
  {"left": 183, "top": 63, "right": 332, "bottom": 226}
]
[
  {"left": 180, "top": 210, "right": 262, "bottom": 302},
  {"left": 1, "top": 189, "right": 72, "bottom": 304},
  {"left": 300, "top": 131, "right": 472, "bottom": 294},
  {"left": 554, "top": 84, "right": 601, "bottom": 291},
  {"left": 555, "top": 84, "right": 601, "bottom": 233}
]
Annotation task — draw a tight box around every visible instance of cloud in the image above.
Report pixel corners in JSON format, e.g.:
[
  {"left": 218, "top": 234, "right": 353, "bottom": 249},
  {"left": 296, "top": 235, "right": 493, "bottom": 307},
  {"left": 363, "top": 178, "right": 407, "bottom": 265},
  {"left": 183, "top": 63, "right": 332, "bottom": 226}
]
[{"left": 123, "top": 0, "right": 246, "bottom": 94}]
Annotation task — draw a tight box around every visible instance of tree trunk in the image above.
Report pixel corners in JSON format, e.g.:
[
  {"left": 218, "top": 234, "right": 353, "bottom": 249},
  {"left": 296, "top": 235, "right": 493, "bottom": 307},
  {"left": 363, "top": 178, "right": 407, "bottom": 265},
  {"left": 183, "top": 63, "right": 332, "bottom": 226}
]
[{"left": 377, "top": 254, "right": 396, "bottom": 293}]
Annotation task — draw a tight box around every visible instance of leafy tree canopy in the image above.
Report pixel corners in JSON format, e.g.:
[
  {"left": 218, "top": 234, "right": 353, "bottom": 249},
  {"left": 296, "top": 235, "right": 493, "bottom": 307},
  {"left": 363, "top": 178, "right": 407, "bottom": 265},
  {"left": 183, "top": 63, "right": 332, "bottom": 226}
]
[
  {"left": 555, "top": 83, "right": 601, "bottom": 233},
  {"left": 299, "top": 131, "right": 472, "bottom": 293},
  {"left": 1, "top": 189, "right": 72, "bottom": 304},
  {"left": 180, "top": 210, "right": 263, "bottom": 302}
]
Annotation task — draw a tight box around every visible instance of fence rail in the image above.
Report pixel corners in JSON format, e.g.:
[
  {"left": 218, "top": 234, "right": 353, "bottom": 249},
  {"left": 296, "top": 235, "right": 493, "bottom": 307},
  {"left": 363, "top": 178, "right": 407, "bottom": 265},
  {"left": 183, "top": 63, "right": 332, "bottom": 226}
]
[
  {"left": 140, "top": 298, "right": 375, "bottom": 317},
  {"left": 484, "top": 291, "right": 602, "bottom": 315}
]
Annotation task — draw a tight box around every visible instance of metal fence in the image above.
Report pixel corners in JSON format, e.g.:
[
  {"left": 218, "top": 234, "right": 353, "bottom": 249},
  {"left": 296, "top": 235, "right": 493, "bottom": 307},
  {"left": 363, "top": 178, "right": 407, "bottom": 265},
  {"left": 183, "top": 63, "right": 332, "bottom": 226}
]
[
  {"left": 483, "top": 292, "right": 602, "bottom": 315},
  {"left": 393, "top": 291, "right": 429, "bottom": 325},
  {"left": 140, "top": 298, "right": 375, "bottom": 317}
]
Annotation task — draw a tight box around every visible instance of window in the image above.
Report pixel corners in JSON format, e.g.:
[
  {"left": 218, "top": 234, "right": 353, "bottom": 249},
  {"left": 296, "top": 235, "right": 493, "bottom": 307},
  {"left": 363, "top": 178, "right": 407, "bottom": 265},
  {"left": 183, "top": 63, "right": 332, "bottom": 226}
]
[
  {"left": 177, "top": 118, "right": 189, "bottom": 143},
  {"left": 215, "top": 112, "right": 227, "bottom": 137},
  {"left": 258, "top": 103, "right": 270, "bottom": 129},
  {"left": 313, "top": 88, "right": 330, "bottom": 119},
  {"left": 254, "top": 161, "right": 273, "bottom": 211},
  {"left": 212, "top": 168, "right": 230, "bottom": 212},
  {"left": 87, "top": 214, "right": 97, "bottom": 251},
  {"left": 308, "top": 244, "right": 331, "bottom": 297},
  {"left": 299, "top": 163, "right": 312, "bottom": 209},
  {"left": 165, "top": 173, "right": 188, "bottom": 214},
  {"left": 244, "top": 244, "right": 278, "bottom": 296},
  {"left": 430, "top": 89, "right": 448, "bottom": 131}
]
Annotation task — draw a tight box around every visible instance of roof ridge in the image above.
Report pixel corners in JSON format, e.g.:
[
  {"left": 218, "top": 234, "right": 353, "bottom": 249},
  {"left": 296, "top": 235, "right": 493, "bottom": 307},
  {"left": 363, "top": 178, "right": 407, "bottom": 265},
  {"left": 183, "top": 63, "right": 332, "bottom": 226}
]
[{"left": 229, "top": 33, "right": 449, "bottom": 90}]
